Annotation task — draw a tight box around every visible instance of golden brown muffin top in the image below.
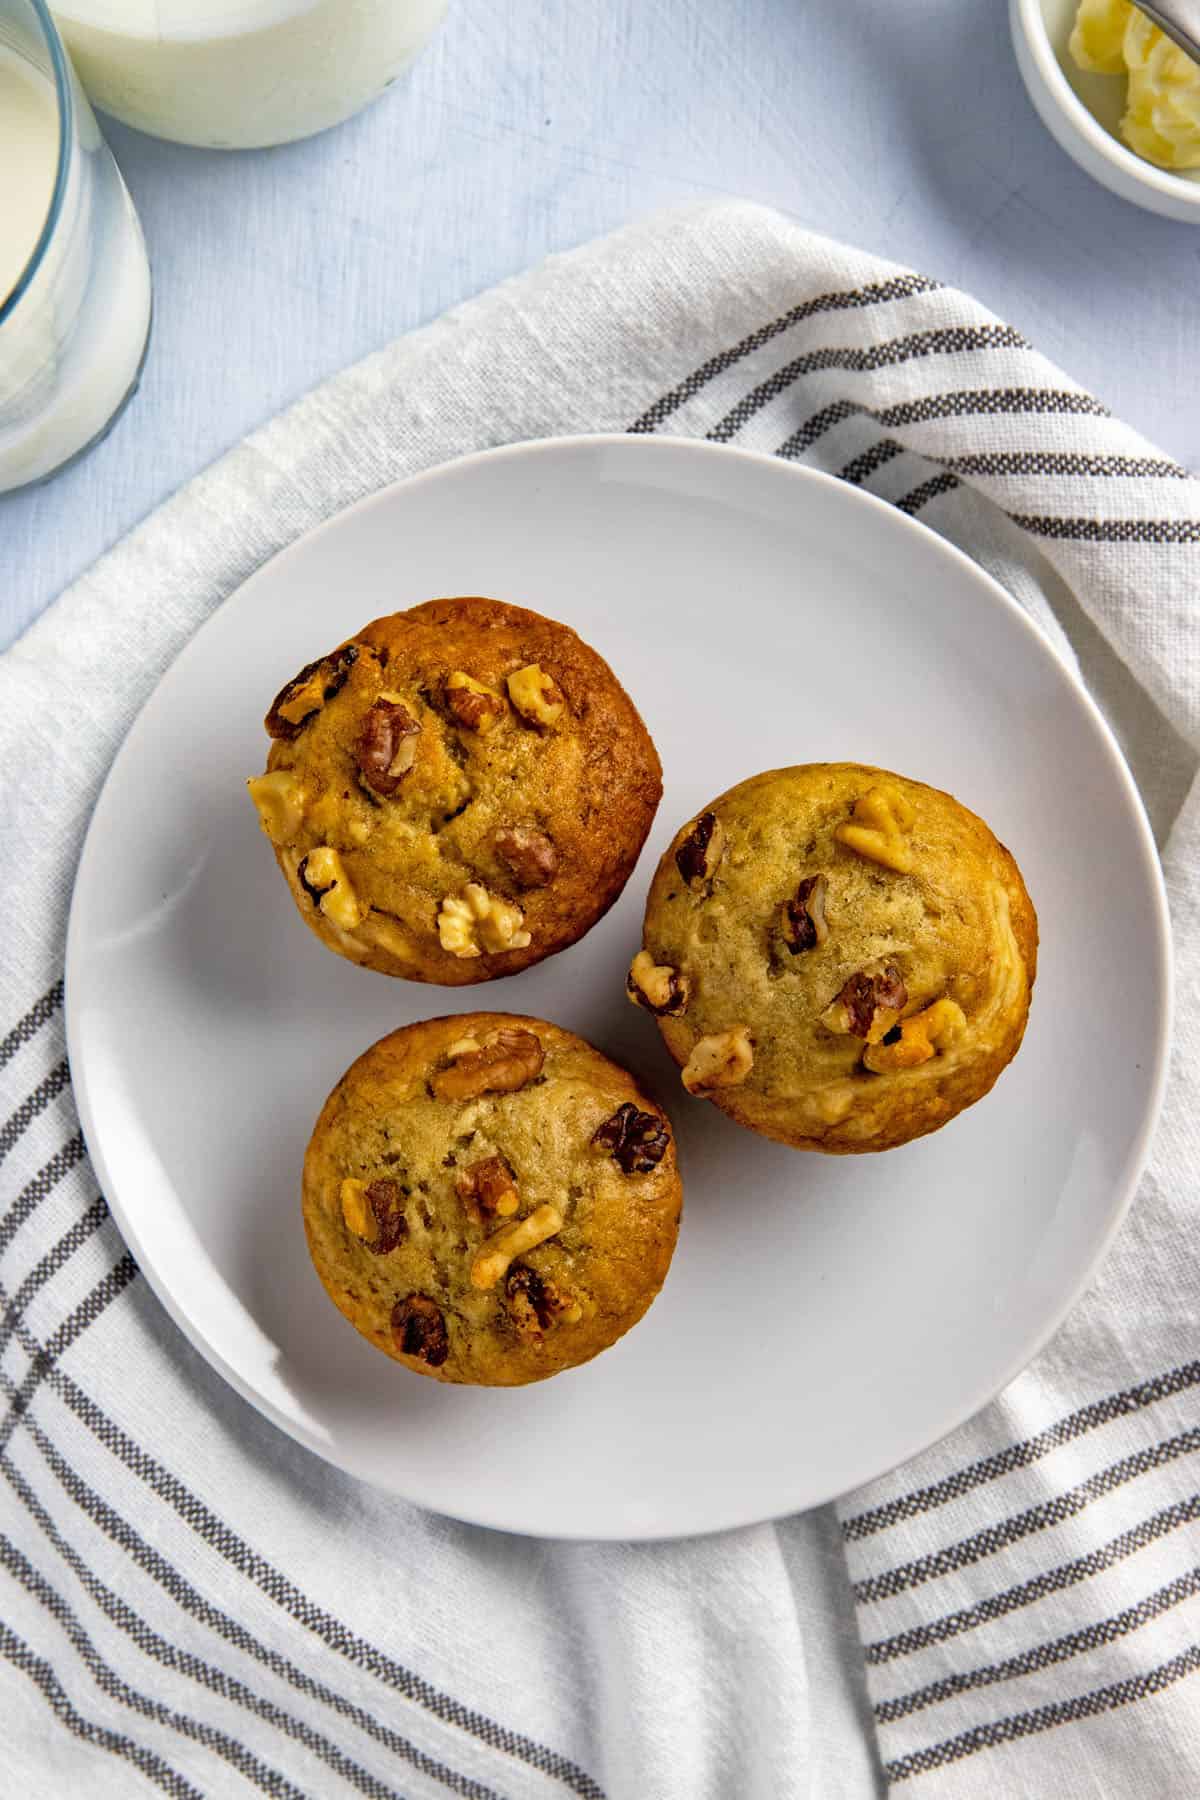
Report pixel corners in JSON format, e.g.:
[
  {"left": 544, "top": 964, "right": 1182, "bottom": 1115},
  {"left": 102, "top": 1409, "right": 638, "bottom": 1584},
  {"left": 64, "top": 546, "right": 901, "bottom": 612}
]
[
  {"left": 638, "top": 764, "right": 1037, "bottom": 1152},
  {"left": 303, "top": 1014, "right": 682, "bottom": 1385},
  {"left": 249, "top": 597, "right": 662, "bottom": 984}
]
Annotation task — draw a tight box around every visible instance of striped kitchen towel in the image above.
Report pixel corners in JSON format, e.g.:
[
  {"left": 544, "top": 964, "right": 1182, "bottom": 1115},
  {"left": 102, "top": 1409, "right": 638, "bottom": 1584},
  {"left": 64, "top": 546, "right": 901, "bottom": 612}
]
[{"left": 1, "top": 200, "right": 1197, "bottom": 1798}]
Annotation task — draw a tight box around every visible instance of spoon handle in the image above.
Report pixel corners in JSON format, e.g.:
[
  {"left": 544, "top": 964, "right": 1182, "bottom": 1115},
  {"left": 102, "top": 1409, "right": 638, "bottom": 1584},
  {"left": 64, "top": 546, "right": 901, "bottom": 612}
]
[{"left": 1135, "top": 0, "right": 1200, "bottom": 63}]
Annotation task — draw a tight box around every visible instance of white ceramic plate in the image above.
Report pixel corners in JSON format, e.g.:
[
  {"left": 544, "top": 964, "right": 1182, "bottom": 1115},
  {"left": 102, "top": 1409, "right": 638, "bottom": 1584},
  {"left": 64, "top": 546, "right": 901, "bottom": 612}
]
[{"left": 66, "top": 435, "right": 1171, "bottom": 1540}]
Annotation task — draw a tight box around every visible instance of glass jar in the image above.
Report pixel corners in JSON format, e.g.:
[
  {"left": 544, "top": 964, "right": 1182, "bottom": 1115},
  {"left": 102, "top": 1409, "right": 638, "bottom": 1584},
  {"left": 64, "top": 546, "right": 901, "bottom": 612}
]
[
  {"left": 50, "top": 0, "right": 449, "bottom": 149},
  {"left": 0, "top": 0, "right": 152, "bottom": 492}
]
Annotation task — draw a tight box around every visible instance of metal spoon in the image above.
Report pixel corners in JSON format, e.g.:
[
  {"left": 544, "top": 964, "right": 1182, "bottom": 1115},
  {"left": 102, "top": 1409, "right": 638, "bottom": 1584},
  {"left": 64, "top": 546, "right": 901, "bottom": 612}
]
[{"left": 1136, "top": 0, "right": 1200, "bottom": 63}]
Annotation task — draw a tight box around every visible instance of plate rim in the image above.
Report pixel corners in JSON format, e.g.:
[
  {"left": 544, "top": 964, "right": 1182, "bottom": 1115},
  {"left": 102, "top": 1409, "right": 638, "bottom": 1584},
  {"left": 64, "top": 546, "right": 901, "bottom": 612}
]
[{"left": 64, "top": 432, "right": 1175, "bottom": 1539}]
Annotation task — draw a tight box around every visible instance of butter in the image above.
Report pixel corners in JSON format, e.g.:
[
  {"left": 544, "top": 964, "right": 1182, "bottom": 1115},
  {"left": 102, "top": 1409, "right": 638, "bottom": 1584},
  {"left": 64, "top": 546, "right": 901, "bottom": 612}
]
[
  {"left": 1070, "top": 0, "right": 1200, "bottom": 170},
  {"left": 1123, "top": 12, "right": 1200, "bottom": 168},
  {"left": 1069, "top": 0, "right": 1133, "bottom": 75}
]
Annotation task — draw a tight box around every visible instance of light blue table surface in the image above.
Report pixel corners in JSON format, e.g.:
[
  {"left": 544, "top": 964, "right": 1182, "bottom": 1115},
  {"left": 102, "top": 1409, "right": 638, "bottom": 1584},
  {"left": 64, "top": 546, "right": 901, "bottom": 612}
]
[
  {"left": 2, "top": 0, "right": 1197, "bottom": 653},
  {"left": 2, "top": 12, "right": 1191, "bottom": 1788}
]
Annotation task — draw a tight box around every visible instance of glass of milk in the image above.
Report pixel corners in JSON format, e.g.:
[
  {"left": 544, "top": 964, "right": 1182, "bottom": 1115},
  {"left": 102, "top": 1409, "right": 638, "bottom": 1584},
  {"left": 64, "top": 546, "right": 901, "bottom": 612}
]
[
  {"left": 0, "top": 0, "right": 151, "bottom": 493},
  {"left": 50, "top": 0, "right": 449, "bottom": 149}
]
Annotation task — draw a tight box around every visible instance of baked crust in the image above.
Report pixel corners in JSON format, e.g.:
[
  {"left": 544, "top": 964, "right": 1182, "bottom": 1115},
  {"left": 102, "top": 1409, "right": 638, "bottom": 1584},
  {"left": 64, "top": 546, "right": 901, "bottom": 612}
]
[
  {"left": 303, "top": 1013, "right": 682, "bottom": 1385},
  {"left": 638, "top": 764, "right": 1038, "bottom": 1153},
  {"left": 250, "top": 597, "right": 662, "bottom": 983}
]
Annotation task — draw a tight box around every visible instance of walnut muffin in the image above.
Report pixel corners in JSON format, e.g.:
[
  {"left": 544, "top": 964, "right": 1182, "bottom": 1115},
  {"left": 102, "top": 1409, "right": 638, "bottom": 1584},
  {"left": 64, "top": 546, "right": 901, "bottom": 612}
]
[
  {"left": 303, "top": 1013, "right": 682, "bottom": 1385},
  {"left": 632, "top": 764, "right": 1037, "bottom": 1153},
  {"left": 248, "top": 597, "right": 662, "bottom": 983}
]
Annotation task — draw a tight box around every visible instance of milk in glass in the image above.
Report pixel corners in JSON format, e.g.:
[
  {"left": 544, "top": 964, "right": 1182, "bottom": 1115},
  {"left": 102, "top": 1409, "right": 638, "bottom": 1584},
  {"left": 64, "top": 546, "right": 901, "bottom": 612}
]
[
  {"left": 0, "top": 48, "right": 58, "bottom": 306},
  {"left": 0, "top": 4, "right": 151, "bottom": 492},
  {"left": 52, "top": 0, "right": 449, "bottom": 148}
]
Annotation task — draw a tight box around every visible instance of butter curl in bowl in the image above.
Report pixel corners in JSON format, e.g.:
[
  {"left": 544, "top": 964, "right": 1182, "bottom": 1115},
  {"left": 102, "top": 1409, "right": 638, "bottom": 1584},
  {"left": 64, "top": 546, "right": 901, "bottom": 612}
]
[
  {"left": 630, "top": 764, "right": 1037, "bottom": 1154},
  {"left": 1071, "top": 0, "right": 1200, "bottom": 168},
  {"left": 1012, "top": 0, "right": 1200, "bottom": 219}
]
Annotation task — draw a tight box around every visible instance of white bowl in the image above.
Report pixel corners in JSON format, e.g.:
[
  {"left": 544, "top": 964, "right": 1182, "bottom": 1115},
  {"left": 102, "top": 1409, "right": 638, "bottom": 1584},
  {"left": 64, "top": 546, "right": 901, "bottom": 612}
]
[{"left": 1011, "top": 0, "right": 1200, "bottom": 221}]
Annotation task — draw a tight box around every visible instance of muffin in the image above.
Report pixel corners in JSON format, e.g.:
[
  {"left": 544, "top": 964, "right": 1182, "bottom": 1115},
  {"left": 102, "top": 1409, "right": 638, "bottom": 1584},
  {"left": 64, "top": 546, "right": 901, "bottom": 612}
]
[
  {"left": 303, "top": 1013, "right": 682, "bottom": 1385},
  {"left": 248, "top": 597, "right": 662, "bottom": 983},
  {"left": 632, "top": 764, "right": 1037, "bottom": 1153}
]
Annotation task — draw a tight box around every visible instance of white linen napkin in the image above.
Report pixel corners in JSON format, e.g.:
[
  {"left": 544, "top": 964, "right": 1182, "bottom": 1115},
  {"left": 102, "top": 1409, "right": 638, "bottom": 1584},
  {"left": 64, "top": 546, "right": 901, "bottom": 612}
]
[{"left": 1, "top": 200, "right": 1197, "bottom": 1800}]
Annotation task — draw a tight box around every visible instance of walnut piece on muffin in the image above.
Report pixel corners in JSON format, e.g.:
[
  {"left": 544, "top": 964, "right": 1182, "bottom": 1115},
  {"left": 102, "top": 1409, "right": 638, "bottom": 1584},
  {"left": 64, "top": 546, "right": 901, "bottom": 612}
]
[
  {"left": 248, "top": 597, "right": 662, "bottom": 984},
  {"left": 303, "top": 1013, "right": 682, "bottom": 1386},
  {"left": 634, "top": 764, "right": 1037, "bottom": 1154}
]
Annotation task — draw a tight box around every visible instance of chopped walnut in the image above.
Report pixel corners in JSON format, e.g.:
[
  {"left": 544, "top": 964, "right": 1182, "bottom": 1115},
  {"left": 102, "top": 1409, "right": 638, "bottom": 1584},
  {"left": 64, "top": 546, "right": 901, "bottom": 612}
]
[
  {"left": 493, "top": 824, "right": 558, "bottom": 889},
  {"left": 297, "top": 856, "right": 331, "bottom": 907},
  {"left": 470, "top": 1203, "right": 564, "bottom": 1290},
  {"left": 592, "top": 1101, "right": 671, "bottom": 1173},
  {"left": 297, "top": 847, "right": 369, "bottom": 931},
  {"left": 782, "top": 873, "right": 830, "bottom": 953},
  {"left": 436, "top": 893, "right": 481, "bottom": 958},
  {"left": 864, "top": 998, "right": 966, "bottom": 1073},
  {"left": 626, "top": 950, "right": 690, "bottom": 1017},
  {"left": 681, "top": 1027, "right": 754, "bottom": 1093},
  {"left": 356, "top": 695, "right": 419, "bottom": 794},
  {"left": 821, "top": 964, "right": 908, "bottom": 1044},
  {"left": 456, "top": 1154, "right": 519, "bottom": 1224},
  {"left": 675, "top": 812, "right": 726, "bottom": 888},
  {"left": 445, "top": 671, "right": 506, "bottom": 732},
  {"left": 390, "top": 1293, "right": 449, "bottom": 1366},
  {"left": 437, "top": 883, "right": 531, "bottom": 958},
  {"left": 246, "top": 770, "right": 306, "bottom": 843},
  {"left": 265, "top": 644, "right": 358, "bottom": 740},
  {"left": 506, "top": 1264, "right": 582, "bottom": 1342},
  {"left": 506, "top": 663, "right": 565, "bottom": 729},
  {"left": 835, "top": 785, "right": 916, "bottom": 874},
  {"left": 340, "top": 1177, "right": 408, "bottom": 1253},
  {"left": 431, "top": 1028, "right": 545, "bottom": 1101},
  {"left": 339, "top": 1179, "right": 371, "bottom": 1238}
]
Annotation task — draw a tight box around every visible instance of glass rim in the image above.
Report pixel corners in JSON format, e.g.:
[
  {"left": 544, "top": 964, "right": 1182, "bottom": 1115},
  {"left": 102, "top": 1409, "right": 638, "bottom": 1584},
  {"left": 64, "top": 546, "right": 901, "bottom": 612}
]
[{"left": 0, "top": 0, "right": 74, "bottom": 330}]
